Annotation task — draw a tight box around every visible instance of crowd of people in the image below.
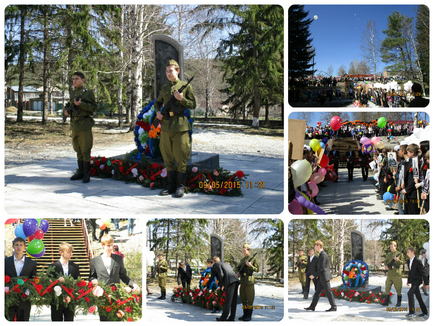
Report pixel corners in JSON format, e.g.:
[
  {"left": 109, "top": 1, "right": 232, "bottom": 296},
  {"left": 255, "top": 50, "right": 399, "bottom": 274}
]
[{"left": 290, "top": 124, "right": 430, "bottom": 215}]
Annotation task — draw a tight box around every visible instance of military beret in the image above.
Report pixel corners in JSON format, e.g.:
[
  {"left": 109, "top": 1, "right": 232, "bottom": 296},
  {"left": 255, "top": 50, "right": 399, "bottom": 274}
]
[
  {"left": 298, "top": 248, "right": 304, "bottom": 252},
  {"left": 243, "top": 244, "right": 251, "bottom": 249},
  {"left": 167, "top": 59, "right": 179, "bottom": 67},
  {"left": 390, "top": 241, "right": 397, "bottom": 246}
]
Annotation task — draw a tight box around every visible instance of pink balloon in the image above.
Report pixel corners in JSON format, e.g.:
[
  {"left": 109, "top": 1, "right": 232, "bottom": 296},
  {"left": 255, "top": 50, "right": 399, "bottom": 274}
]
[
  {"left": 288, "top": 199, "right": 303, "bottom": 215},
  {"left": 318, "top": 167, "right": 327, "bottom": 176},
  {"left": 360, "top": 137, "right": 370, "bottom": 145},
  {"left": 371, "top": 137, "right": 380, "bottom": 144},
  {"left": 311, "top": 172, "right": 324, "bottom": 184},
  {"left": 307, "top": 181, "right": 319, "bottom": 197}
]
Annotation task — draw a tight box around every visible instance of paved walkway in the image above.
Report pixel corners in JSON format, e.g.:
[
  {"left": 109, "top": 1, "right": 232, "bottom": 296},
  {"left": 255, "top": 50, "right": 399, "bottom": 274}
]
[
  {"left": 146, "top": 283, "right": 284, "bottom": 322},
  {"left": 316, "top": 169, "right": 395, "bottom": 215},
  {"left": 4, "top": 145, "right": 283, "bottom": 215},
  {"left": 288, "top": 275, "right": 430, "bottom": 322}
]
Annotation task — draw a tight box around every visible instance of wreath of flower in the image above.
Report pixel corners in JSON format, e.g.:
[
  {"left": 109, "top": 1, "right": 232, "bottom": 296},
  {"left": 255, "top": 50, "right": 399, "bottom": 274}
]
[
  {"left": 171, "top": 286, "right": 225, "bottom": 310},
  {"left": 342, "top": 260, "right": 369, "bottom": 289},
  {"left": 131, "top": 100, "right": 194, "bottom": 160}
]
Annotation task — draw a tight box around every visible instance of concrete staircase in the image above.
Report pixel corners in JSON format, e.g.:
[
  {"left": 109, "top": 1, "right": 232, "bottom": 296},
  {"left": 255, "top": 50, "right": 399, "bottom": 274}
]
[{"left": 33, "top": 219, "right": 92, "bottom": 278}]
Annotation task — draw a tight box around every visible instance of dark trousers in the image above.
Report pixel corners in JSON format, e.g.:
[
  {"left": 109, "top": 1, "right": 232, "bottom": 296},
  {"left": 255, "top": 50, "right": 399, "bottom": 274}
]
[
  {"left": 361, "top": 166, "right": 368, "bottom": 181},
  {"left": 220, "top": 282, "right": 240, "bottom": 320},
  {"left": 7, "top": 305, "right": 31, "bottom": 321},
  {"left": 310, "top": 277, "right": 336, "bottom": 309},
  {"left": 305, "top": 274, "right": 318, "bottom": 294},
  {"left": 181, "top": 279, "right": 191, "bottom": 290},
  {"left": 408, "top": 284, "right": 427, "bottom": 314},
  {"left": 333, "top": 164, "right": 339, "bottom": 180},
  {"left": 347, "top": 167, "right": 354, "bottom": 181},
  {"left": 51, "top": 304, "right": 74, "bottom": 321}
]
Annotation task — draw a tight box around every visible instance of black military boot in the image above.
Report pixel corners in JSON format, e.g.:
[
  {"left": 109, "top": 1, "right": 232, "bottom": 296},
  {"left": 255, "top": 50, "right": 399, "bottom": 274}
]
[
  {"left": 238, "top": 309, "right": 246, "bottom": 320},
  {"left": 162, "top": 289, "right": 166, "bottom": 299},
  {"left": 396, "top": 295, "right": 402, "bottom": 307},
  {"left": 244, "top": 309, "right": 253, "bottom": 321},
  {"left": 174, "top": 171, "right": 187, "bottom": 198},
  {"left": 82, "top": 161, "right": 91, "bottom": 183},
  {"left": 303, "top": 291, "right": 309, "bottom": 300},
  {"left": 381, "top": 295, "right": 390, "bottom": 306},
  {"left": 160, "top": 171, "right": 176, "bottom": 196},
  {"left": 70, "top": 160, "right": 84, "bottom": 180},
  {"left": 157, "top": 289, "right": 164, "bottom": 299}
]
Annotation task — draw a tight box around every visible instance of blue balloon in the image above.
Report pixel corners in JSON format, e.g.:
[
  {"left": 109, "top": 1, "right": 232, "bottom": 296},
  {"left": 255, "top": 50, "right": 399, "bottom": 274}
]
[
  {"left": 383, "top": 192, "right": 394, "bottom": 203},
  {"left": 14, "top": 224, "right": 26, "bottom": 240},
  {"left": 320, "top": 142, "right": 325, "bottom": 149},
  {"left": 39, "top": 219, "right": 50, "bottom": 234},
  {"left": 322, "top": 137, "right": 328, "bottom": 144}
]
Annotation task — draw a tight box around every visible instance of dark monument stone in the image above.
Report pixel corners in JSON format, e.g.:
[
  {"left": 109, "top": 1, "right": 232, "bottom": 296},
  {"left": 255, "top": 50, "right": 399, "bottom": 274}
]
[
  {"left": 210, "top": 234, "right": 224, "bottom": 262},
  {"left": 349, "top": 230, "right": 381, "bottom": 294}
]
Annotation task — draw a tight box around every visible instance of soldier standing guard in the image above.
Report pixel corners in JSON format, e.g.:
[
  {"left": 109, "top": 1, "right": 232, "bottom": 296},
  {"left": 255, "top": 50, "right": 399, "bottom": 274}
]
[
  {"left": 236, "top": 244, "right": 259, "bottom": 321},
  {"left": 64, "top": 72, "right": 97, "bottom": 183},
  {"left": 381, "top": 241, "right": 405, "bottom": 307},
  {"left": 295, "top": 249, "right": 308, "bottom": 295},
  {"left": 155, "top": 60, "right": 196, "bottom": 198},
  {"left": 156, "top": 253, "right": 169, "bottom": 300}
]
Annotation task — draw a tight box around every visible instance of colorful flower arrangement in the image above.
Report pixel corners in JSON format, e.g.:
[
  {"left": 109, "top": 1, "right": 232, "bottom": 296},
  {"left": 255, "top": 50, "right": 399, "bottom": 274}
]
[
  {"left": 131, "top": 101, "right": 194, "bottom": 160},
  {"left": 171, "top": 286, "right": 225, "bottom": 310},
  {"left": 342, "top": 260, "right": 369, "bottom": 288},
  {"left": 328, "top": 286, "right": 393, "bottom": 305},
  {"left": 89, "top": 154, "right": 247, "bottom": 196},
  {"left": 199, "top": 268, "right": 218, "bottom": 290},
  {"left": 5, "top": 267, "right": 142, "bottom": 321}
]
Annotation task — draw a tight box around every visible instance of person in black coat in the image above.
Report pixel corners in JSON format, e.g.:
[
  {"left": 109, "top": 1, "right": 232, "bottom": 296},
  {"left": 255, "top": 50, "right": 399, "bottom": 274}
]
[
  {"left": 177, "top": 261, "right": 192, "bottom": 290},
  {"left": 345, "top": 145, "right": 355, "bottom": 182},
  {"left": 401, "top": 144, "right": 419, "bottom": 214},
  {"left": 304, "top": 248, "right": 318, "bottom": 299},
  {"left": 204, "top": 257, "right": 240, "bottom": 321},
  {"left": 89, "top": 235, "right": 140, "bottom": 321},
  {"left": 328, "top": 145, "right": 340, "bottom": 182},
  {"left": 305, "top": 240, "right": 337, "bottom": 312},
  {"left": 48, "top": 242, "right": 80, "bottom": 321},
  {"left": 5, "top": 237, "right": 38, "bottom": 321},
  {"left": 405, "top": 247, "right": 429, "bottom": 318}
]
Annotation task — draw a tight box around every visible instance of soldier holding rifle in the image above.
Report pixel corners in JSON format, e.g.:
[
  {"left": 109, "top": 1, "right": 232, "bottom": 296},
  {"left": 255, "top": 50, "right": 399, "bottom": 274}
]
[{"left": 381, "top": 241, "right": 405, "bottom": 307}]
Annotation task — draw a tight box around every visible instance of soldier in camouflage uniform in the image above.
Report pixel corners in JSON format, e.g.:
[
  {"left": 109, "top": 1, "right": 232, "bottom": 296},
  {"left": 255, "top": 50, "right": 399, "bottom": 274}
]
[
  {"left": 236, "top": 244, "right": 259, "bottom": 321},
  {"left": 155, "top": 60, "right": 196, "bottom": 198},
  {"left": 296, "top": 249, "right": 308, "bottom": 295},
  {"left": 64, "top": 72, "right": 97, "bottom": 183},
  {"left": 156, "top": 253, "right": 169, "bottom": 300},
  {"left": 381, "top": 241, "right": 405, "bottom": 307}
]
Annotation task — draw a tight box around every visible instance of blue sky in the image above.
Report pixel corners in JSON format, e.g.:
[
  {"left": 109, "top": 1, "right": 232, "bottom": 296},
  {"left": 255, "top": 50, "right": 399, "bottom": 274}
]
[{"left": 301, "top": 5, "right": 420, "bottom": 76}]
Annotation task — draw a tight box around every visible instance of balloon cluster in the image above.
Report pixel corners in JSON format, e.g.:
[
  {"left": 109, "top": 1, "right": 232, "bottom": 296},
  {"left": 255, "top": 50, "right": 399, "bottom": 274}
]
[
  {"left": 96, "top": 218, "right": 114, "bottom": 230},
  {"left": 14, "top": 219, "right": 50, "bottom": 258},
  {"left": 357, "top": 117, "right": 388, "bottom": 153}
]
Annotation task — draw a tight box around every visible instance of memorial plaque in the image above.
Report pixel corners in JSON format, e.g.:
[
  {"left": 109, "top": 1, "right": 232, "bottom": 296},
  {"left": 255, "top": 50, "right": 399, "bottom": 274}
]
[
  {"left": 210, "top": 234, "right": 224, "bottom": 262},
  {"left": 152, "top": 34, "right": 184, "bottom": 99},
  {"left": 350, "top": 230, "right": 365, "bottom": 262}
]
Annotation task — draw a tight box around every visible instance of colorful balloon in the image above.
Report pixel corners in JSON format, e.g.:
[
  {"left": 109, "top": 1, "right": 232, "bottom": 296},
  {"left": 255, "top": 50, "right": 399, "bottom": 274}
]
[
  {"left": 383, "top": 192, "right": 394, "bottom": 203},
  {"left": 307, "top": 181, "right": 319, "bottom": 197},
  {"left": 14, "top": 224, "right": 27, "bottom": 240},
  {"left": 371, "top": 137, "right": 380, "bottom": 144},
  {"left": 378, "top": 117, "right": 387, "bottom": 128},
  {"left": 360, "top": 137, "right": 370, "bottom": 145},
  {"left": 330, "top": 116, "right": 343, "bottom": 131},
  {"left": 311, "top": 172, "right": 325, "bottom": 184},
  {"left": 27, "top": 239, "right": 45, "bottom": 255},
  {"left": 39, "top": 220, "right": 50, "bottom": 233},
  {"left": 291, "top": 160, "right": 313, "bottom": 188},
  {"left": 309, "top": 139, "right": 321, "bottom": 152},
  {"left": 318, "top": 167, "right": 327, "bottom": 176},
  {"left": 23, "top": 219, "right": 39, "bottom": 238},
  {"left": 374, "top": 141, "right": 385, "bottom": 149},
  {"left": 294, "top": 190, "right": 326, "bottom": 215},
  {"left": 288, "top": 200, "right": 303, "bottom": 215},
  {"left": 319, "top": 154, "right": 329, "bottom": 167}
]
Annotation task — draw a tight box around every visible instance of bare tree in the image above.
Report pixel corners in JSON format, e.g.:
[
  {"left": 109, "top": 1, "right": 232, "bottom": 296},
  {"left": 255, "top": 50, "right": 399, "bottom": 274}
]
[
  {"left": 327, "top": 64, "right": 334, "bottom": 76},
  {"left": 360, "top": 20, "right": 381, "bottom": 80},
  {"left": 348, "top": 59, "right": 359, "bottom": 75},
  {"left": 337, "top": 64, "right": 347, "bottom": 77}
]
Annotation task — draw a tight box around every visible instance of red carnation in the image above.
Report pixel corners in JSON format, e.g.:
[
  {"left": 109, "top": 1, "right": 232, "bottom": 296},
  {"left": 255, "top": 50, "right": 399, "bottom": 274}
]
[
  {"left": 101, "top": 157, "right": 107, "bottom": 163},
  {"left": 128, "top": 318, "right": 133, "bottom": 322},
  {"left": 22, "top": 293, "right": 28, "bottom": 298},
  {"left": 106, "top": 307, "right": 112, "bottom": 312},
  {"left": 88, "top": 282, "right": 94, "bottom": 288},
  {"left": 152, "top": 163, "right": 159, "bottom": 169},
  {"left": 85, "top": 297, "right": 90, "bottom": 303},
  {"left": 143, "top": 122, "right": 150, "bottom": 131},
  {"left": 235, "top": 171, "right": 244, "bottom": 178},
  {"left": 90, "top": 167, "right": 97, "bottom": 176},
  {"left": 112, "top": 286, "right": 116, "bottom": 292},
  {"left": 14, "top": 284, "right": 20, "bottom": 293},
  {"left": 35, "top": 284, "right": 43, "bottom": 292},
  {"left": 5, "top": 276, "right": 10, "bottom": 283},
  {"left": 77, "top": 280, "right": 86, "bottom": 287},
  {"left": 409, "top": 167, "right": 413, "bottom": 172},
  {"left": 126, "top": 307, "right": 132, "bottom": 313}
]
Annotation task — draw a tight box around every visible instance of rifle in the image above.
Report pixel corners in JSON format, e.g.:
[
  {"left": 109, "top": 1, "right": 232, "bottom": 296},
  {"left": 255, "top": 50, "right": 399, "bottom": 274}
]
[
  {"left": 239, "top": 252, "right": 258, "bottom": 277},
  {"left": 66, "top": 95, "right": 82, "bottom": 117},
  {"left": 385, "top": 249, "right": 405, "bottom": 273},
  {"left": 153, "top": 75, "right": 195, "bottom": 128}
]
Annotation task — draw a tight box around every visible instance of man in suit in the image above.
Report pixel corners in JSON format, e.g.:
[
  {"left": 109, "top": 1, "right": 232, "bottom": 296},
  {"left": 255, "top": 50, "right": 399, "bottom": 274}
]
[
  {"left": 204, "top": 257, "right": 240, "bottom": 321},
  {"left": 304, "top": 240, "right": 337, "bottom": 312},
  {"left": 48, "top": 242, "right": 80, "bottom": 321},
  {"left": 177, "top": 261, "right": 192, "bottom": 291},
  {"left": 89, "top": 235, "right": 140, "bottom": 320},
  {"left": 328, "top": 145, "right": 340, "bottom": 182},
  {"left": 345, "top": 145, "right": 355, "bottom": 182},
  {"left": 405, "top": 247, "right": 429, "bottom": 318},
  {"left": 401, "top": 144, "right": 419, "bottom": 214},
  {"left": 5, "top": 237, "right": 38, "bottom": 321},
  {"left": 304, "top": 248, "right": 318, "bottom": 299}
]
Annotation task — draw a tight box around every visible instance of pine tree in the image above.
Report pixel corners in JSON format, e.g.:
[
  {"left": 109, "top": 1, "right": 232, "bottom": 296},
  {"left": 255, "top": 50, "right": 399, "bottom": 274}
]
[
  {"left": 289, "top": 5, "right": 315, "bottom": 88},
  {"left": 415, "top": 5, "right": 429, "bottom": 93}
]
